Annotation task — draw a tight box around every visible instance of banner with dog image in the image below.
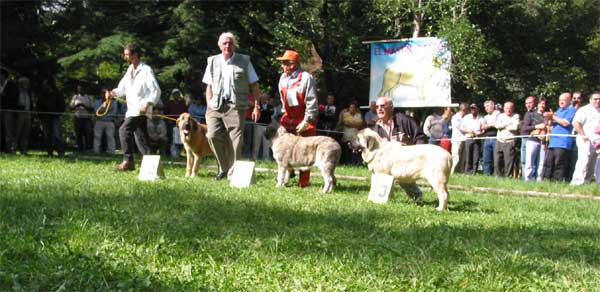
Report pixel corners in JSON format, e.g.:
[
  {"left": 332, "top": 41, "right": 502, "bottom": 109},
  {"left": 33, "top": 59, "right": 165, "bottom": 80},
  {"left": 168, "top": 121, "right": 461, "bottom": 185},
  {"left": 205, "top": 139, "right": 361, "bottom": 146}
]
[{"left": 369, "top": 37, "right": 451, "bottom": 107}]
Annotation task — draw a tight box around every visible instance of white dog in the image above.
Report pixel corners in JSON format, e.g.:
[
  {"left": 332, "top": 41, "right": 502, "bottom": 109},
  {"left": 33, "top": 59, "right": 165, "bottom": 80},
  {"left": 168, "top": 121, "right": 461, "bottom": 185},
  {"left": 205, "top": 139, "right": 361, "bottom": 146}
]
[{"left": 351, "top": 128, "right": 452, "bottom": 210}]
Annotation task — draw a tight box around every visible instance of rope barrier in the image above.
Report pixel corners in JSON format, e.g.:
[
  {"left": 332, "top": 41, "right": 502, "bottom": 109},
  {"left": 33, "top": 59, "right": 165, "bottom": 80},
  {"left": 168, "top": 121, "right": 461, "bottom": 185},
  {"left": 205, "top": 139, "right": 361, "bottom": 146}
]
[{"left": 1, "top": 108, "right": 591, "bottom": 139}]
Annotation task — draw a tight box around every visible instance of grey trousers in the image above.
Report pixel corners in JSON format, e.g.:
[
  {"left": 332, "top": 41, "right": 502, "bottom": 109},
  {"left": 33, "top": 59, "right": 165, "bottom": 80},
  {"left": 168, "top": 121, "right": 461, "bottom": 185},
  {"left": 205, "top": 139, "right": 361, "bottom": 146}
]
[{"left": 205, "top": 103, "right": 245, "bottom": 173}]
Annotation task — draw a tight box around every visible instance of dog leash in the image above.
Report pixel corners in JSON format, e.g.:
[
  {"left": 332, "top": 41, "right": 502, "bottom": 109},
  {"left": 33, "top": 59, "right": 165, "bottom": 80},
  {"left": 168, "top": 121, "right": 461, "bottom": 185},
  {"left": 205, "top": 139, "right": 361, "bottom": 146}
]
[{"left": 96, "top": 97, "right": 178, "bottom": 122}]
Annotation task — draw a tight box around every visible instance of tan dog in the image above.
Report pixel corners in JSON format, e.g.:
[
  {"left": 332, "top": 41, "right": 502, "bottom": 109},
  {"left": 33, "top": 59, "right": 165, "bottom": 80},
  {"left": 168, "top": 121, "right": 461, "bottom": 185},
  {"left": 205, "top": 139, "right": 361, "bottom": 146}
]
[
  {"left": 350, "top": 128, "right": 452, "bottom": 210},
  {"left": 265, "top": 125, "right": 341, "bottom": 193},
  {"left": 176, "top": 113, "right": 212, "bottom": 177}
]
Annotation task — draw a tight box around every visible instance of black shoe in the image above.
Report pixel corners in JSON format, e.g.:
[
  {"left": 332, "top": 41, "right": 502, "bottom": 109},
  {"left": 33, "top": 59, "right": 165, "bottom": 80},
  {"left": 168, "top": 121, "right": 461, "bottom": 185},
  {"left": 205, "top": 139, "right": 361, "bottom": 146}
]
[{"left": 214, "top": 171, "right": 228, "bottom": 180}]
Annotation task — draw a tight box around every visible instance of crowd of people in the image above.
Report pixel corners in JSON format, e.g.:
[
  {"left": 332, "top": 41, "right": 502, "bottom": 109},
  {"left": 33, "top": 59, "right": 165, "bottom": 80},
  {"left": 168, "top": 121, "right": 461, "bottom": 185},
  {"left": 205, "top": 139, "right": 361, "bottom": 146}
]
[
  {"left": 1, "top": 32, "right": 599, "bottom": 186},
  {"left": 436, "top": 92, "right": 600, "bottom": 185}
]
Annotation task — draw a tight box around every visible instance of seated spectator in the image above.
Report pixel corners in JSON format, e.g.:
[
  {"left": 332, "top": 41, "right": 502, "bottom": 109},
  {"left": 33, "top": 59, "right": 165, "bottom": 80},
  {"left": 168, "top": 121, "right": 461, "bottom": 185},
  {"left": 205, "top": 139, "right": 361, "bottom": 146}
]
[
  {"left": 338, "top": 100, "right": 364, "bottom": 165},
  {"left": 93, "top": 88, "right": 117, "bottom": 155}
]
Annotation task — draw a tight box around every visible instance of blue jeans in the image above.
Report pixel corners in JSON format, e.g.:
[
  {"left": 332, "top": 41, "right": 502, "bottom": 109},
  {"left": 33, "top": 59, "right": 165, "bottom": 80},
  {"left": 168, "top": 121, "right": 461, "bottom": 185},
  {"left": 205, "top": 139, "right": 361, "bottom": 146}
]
[
  {"left": 520, "top": 138, "right": 528, "bottom": 179},
  {"left": 482, "top": 137, "right": 496, "bottom": 175}
]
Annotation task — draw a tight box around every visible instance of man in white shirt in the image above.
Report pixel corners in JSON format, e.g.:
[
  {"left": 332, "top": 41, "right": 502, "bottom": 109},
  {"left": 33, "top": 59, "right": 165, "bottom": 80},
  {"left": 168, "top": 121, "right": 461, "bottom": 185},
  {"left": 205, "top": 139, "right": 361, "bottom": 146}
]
[
  {"left": 571, "top": 92, "right": 600, "bottom": 185},
  {"left": 451, "top": 103, "right": 469, "bottom": 174},
  {"left": 203, "top": 32, "right": 260, "bottom": 180},
  {"left": 494, "top": 101, "right": 520, "bottom": 177},
  {"left": 106, "top": 43, "right": 161, "bottom": 171}
]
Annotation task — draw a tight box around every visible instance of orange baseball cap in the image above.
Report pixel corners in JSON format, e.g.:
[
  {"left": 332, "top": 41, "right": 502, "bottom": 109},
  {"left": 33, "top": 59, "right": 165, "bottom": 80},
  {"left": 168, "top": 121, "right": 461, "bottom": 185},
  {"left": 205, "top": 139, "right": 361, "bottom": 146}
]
[{"left": 276, "top": 50, "right": 300, "bottom": 63}]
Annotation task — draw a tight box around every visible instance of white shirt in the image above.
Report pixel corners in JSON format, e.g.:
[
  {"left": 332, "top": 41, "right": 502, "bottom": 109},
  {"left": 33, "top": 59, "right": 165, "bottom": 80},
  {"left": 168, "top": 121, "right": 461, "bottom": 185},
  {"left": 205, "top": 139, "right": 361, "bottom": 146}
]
[
  {"left": 113, "top": 62, "right": 161, "bottom": 118},
  {"left": 573, "top": 103, "right": 600, "bottom": 141},
  {"left": 460, "top": 113, "right": 484, "bottom": 137},
  {"left": 202, "top": 53, "right": 259, "bottom": 100},
  {"left": 495, "top": 113, "right": 520, "bottom": 142},
  {"left": 483, "top": 110, "right": 500, "bottom": 126},
  {"left": 451, "top": 112, "right": 466, "bottom": 142}
]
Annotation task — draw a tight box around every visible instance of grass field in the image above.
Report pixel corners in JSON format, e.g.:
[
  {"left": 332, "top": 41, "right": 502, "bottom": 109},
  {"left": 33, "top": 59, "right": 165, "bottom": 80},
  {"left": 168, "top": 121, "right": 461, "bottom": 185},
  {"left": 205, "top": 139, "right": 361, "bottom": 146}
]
[{"left": 1, "top": 154, "right": 599, "bottom": 291}]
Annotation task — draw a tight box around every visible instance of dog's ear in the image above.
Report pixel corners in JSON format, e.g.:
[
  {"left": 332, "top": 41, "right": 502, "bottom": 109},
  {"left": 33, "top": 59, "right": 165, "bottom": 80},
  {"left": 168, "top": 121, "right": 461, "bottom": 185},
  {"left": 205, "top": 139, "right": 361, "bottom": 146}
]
[
  {"left": 176, "top": 117, "right": 181, "bottom": 128},
  {"left": 191, "top": 120, "right": 197, "bottom": 131},
  {"left": 365, "top": 134, "right": 379, "bottom": 151}
]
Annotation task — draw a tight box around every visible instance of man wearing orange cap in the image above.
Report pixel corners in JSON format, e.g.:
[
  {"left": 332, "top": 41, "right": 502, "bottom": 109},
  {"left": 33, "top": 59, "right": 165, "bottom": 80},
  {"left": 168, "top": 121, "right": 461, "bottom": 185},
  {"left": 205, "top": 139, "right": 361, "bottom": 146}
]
[{"left": 276, "top": 49, "right": 319, "bottom": 188}]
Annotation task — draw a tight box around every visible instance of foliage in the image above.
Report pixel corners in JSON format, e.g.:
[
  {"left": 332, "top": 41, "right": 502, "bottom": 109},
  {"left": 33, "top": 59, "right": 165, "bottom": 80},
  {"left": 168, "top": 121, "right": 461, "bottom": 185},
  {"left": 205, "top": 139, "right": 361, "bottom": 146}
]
[
  {"left": 1, "top": 0, "right": 599, "bottom": 108},
  {"left": 0, "top": 155, "right": 599, "bottom": 290}
]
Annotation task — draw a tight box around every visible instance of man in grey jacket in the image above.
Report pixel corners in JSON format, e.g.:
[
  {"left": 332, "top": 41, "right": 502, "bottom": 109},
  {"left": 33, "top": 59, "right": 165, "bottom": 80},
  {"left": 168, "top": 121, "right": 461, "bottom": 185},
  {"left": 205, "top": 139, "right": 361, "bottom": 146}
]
[{"left": 202, "top": 32, "right": 260, "bottom": 180}]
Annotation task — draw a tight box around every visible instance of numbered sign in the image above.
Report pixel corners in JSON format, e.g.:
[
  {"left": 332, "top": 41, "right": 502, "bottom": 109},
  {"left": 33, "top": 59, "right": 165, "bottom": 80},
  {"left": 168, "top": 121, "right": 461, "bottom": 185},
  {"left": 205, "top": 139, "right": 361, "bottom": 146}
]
[
  {"left": 229, "top": 160, "right": 255, "bottom": 188},
  {"left": 138, "top": 155, "right": 165, "bottom": 181},
  {"left": 368, "top": 173, "right": 395, "bottom": 204}
]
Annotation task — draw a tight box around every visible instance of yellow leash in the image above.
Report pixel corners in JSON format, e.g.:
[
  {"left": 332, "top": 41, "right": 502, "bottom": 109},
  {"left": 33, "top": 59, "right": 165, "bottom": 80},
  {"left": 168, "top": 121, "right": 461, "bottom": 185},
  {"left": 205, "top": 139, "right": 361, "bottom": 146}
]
[{"left": 95, "top": 97, "right": 178, "bottom": 122}]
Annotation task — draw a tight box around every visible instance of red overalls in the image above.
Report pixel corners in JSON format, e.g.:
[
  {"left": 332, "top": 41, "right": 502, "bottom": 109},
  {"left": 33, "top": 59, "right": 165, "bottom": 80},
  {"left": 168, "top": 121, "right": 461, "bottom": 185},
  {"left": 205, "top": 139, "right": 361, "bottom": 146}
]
[{"left": 280, "top": 71, "right": 316, "bottom": 187}]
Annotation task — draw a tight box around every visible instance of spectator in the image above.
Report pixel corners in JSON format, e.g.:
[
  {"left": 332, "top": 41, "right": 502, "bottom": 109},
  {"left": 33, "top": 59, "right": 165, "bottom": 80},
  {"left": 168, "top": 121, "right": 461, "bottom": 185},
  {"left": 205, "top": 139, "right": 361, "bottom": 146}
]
[
  {"left": 542, "top": 92, "right": 576, "bottom": 182},
  {"left": 572, "top": 91, "right": 583, "bottom": 110},
  {"left": 338, "top": 100, "right": 364, "bottom": 165},
  {"left": 522, "top": 97, "right": 548, "bottom": 181},
  {"left": 14, "top": 76, "right": 33, "bottom": 155},
  {"left": 144, "top": 108, "right": 168, "bottom": 156},
  {"left": 440, "top": 107, "right": 454, "bottom": 153},
  {"left": 0, "top": 68, "right": 19, "bottom": 153},
  {"left": 460, "top": 103, "right": 484, "bottom": 174},
  {"left": 481, "top": 100, "right": 500, "bottom": 175},
  {"left": 107, "top": 43, "right": 162, "bottom": 172},
  {"left": 570, "top": 92, "right": 600, "bottom": 185},
  {"left": 370, "top": 96, "right": 426, "bottom": 145},
  {"left": 165, "top": 88, "right": 187, "bottom": 158},
  {"left": 318, "top": 94, "right": 338, "bottom": 135},
  {"left": 252, "top": 93, "right": 274, "bottom": 161},
  {"left": 450, "top": 103, "right": 469, "bottom": 174},
  {"left": 37, "top": 78, "right": 65, "bottom": 157},
  {"left": 70, "top": 85, "right": 94, "bottom": 152},
  {"left": 520, "top": 96, "right": 536, "bottom": 179},
  {"left": 203, "top": 32, "right": 260, "bottom": 180},
  {"left": 188, "top": 96, "right": 207, "bottom": 124},
  {"left": 593, "top": 124, "right": 600, "bottom": 185},
  {"left": 494, "top": 101, "right": 520, "bottom": 177},
  {"left": 271, "top": 96, "right": 283, "bottom": 122},
  {"left": 242, "top": 94, "right": 256, "bottom": 159},
  {"left": 423, "top": 108, "right": 444, "bottom": 145},
  {"left": 364, "top": 100, "right": 378, "bottom": 127},
  {"left": 567, "top": 91, "right": 584, "bottom": 181},
  {"left": 93, "top": 88, "right": 117, "bottom": 155}
]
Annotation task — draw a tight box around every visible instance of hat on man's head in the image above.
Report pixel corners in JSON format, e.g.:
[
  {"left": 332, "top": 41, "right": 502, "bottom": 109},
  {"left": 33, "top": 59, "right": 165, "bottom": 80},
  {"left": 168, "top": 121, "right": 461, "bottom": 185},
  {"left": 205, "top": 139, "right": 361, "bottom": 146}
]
[
  {"left": 470, "top": 103, "right": 479, "bottom": 109},
  {"left": 276, "top": 50, "right": 300, "bottom": 63},
  {"left": 171, "top": 88, "right": 180, "bottom": 94}
]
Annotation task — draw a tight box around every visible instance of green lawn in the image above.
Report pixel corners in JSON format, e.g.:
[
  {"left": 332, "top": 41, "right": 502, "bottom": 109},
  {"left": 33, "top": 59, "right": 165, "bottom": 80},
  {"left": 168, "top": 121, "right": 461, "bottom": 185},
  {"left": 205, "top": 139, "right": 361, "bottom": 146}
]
[{"left": 1, "top": 154, "right": 599, "bottom": 291}]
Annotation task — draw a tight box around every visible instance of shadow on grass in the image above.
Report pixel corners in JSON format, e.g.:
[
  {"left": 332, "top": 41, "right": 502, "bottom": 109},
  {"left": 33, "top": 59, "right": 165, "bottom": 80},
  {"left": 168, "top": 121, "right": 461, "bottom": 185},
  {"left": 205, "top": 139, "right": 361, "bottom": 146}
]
[{"left": 1, "top": 160, "right": 598, "bottom": 289}]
